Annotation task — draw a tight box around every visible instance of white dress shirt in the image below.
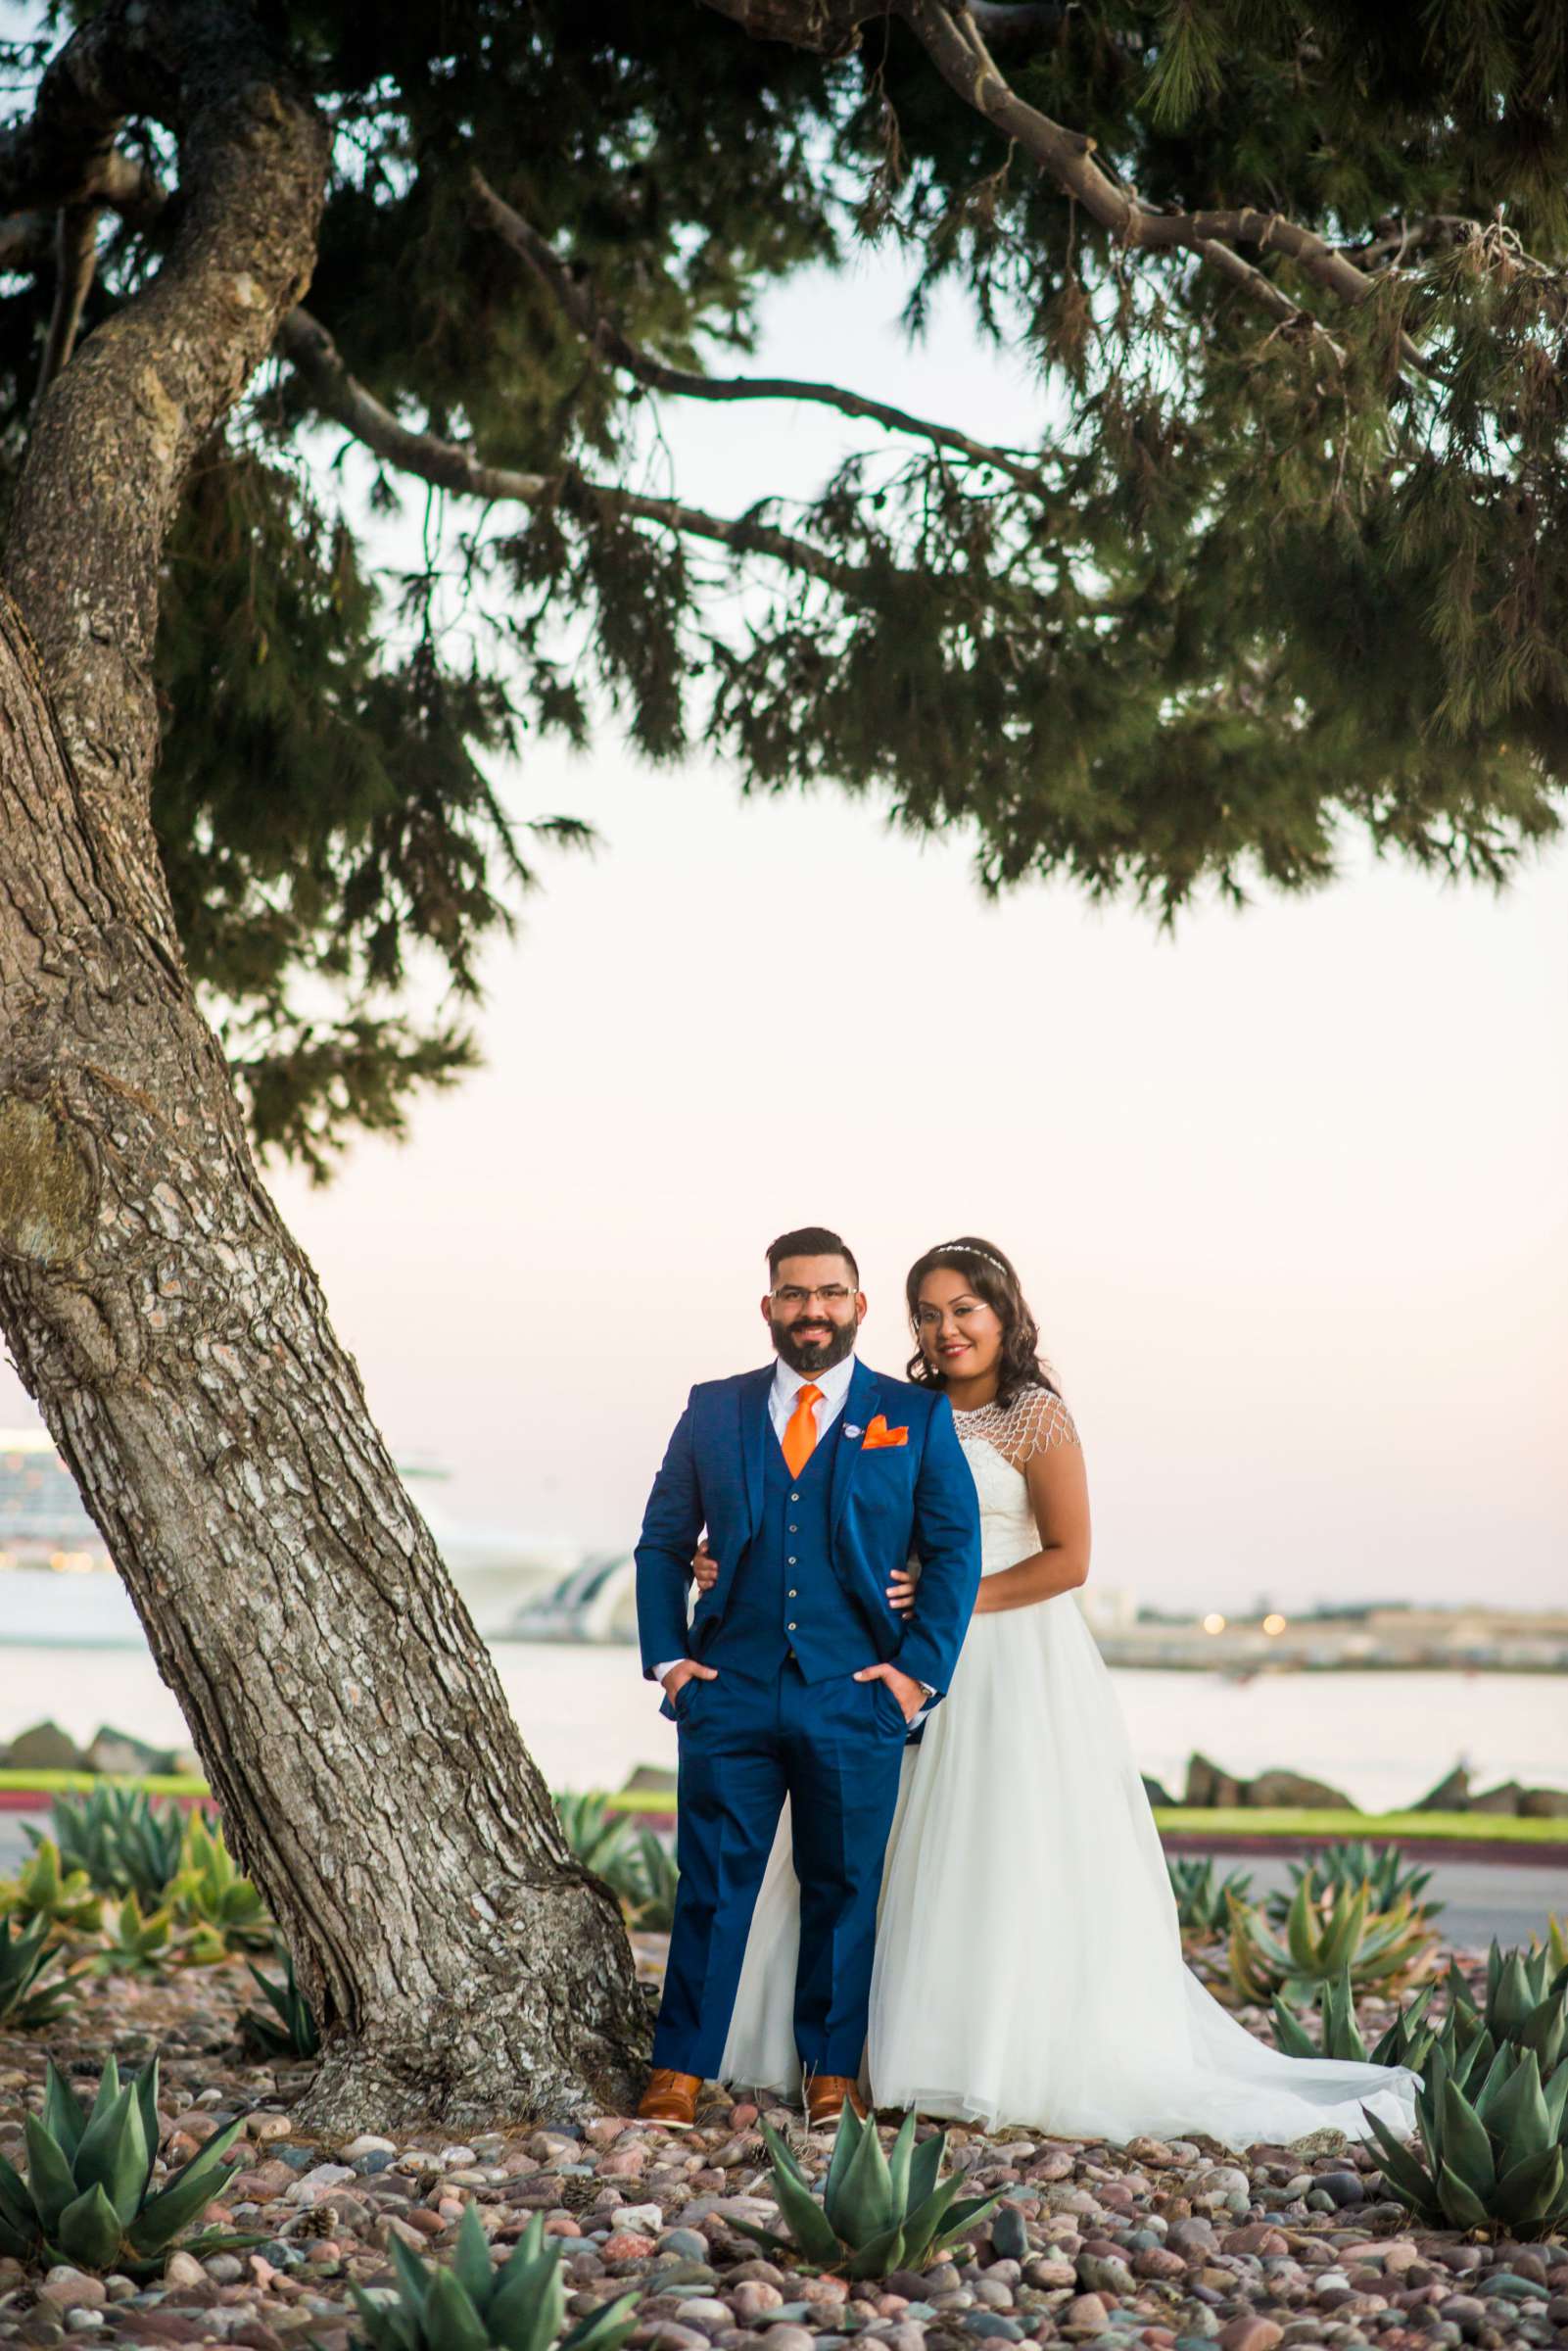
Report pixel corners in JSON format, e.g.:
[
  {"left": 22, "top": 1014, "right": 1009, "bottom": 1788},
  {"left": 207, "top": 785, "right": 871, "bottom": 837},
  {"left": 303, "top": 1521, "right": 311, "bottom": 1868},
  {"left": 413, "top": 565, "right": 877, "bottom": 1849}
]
[
  {"left": 654, "top": 1352, "right": 931, "bottom": 1707},
  {"left": 769, "top": 1349, "right": 857, "bottom": 1448}
]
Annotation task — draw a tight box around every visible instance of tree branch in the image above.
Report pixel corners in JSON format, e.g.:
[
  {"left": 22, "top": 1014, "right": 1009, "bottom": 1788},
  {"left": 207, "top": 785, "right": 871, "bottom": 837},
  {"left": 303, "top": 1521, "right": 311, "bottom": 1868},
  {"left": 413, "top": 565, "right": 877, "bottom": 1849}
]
[
  {"left": 0, "top": 13, "right": 170, "bottom": 216},
  {"left": 687, "top": 0, "right": 885, "bottom": 51},
  {"left": 967, "top": 2, "right": 1073, "bottom": 45},
  {"left": 469, "top": 168, "right": 1050, "bottom": 492},
  {"left": 33, "top": 200, "right": 101, "bottom": 408},
  {"left": 701, "top": 0, "right": 1429, "bottom": 375},
  {"left": 898, "top": 0, "right": 1401, "bottom": 354},
  {"left": 0, "top": 155, "right": 167, "bottom": 281},
  {"left": 1342, "top": 216, "right": 1477, "bottom": 269},
  {"left": 277, "top": 308, "right": 867, "bottom": 592}
]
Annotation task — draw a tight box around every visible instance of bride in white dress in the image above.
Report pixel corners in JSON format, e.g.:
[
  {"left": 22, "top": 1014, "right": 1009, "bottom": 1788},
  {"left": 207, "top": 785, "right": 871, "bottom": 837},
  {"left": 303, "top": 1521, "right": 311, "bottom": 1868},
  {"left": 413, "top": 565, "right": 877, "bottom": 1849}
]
[{"left": 700, "top": 1236, "right": 1421, "bottom": 2149}]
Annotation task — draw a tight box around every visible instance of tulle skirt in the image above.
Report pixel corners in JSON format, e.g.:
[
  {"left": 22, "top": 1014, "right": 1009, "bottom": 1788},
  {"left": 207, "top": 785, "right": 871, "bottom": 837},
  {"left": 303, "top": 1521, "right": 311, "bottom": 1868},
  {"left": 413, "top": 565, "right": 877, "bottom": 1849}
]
[{"left": 718, "top": 1593, "right": 1421, "bottom": 2148}]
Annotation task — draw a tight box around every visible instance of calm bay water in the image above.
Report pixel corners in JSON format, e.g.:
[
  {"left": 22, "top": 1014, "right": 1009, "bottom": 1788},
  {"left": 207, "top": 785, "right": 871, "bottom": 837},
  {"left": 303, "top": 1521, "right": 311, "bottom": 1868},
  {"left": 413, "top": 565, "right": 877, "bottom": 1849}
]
[{"left": 2, "top": 1634, "right": 1565, "bottom": 1811}]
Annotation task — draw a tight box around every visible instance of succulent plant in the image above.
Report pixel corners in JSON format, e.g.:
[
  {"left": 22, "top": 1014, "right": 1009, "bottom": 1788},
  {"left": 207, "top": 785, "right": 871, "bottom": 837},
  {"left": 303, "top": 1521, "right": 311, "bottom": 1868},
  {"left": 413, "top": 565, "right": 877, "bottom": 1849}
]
[
  {"left": 553, "top": 1791, "right": 634, "bottom": 1881},
  {"left": 1364, "top": 2037, "right": 1568, "bottom": 2232},
  {"left": 1422, "top": 1999, "right": 1497, "bottom": 2097},
  {"left": 240, "top": 1948, "right": 321, "bottom": 2059},
  {"left": 34, "top": 1787, "right": 186, "bottom": 1903},
  {"left": 1468, "top": 1941, "right": 1568, "bottom": 2063},
  {"left": 620, "top": 1831, "right": 679, "bottom": 1933},
  {"left": 1270, "top": 1969, "right": 1439, "bottom": 2065},
  {"left": 736, "top": 2103, "right": 998, "bottom": 2279},
  {"left": 0, "top": 1913, "right": 81, "bottom": 2031},
  {"left": 1412, "top": 1944, "right": 1568, "bottom": 2095},
  {"left": 171, "top": 1812, "right": 273, "bottom": 1958},
  {"left": 1167, "top": 1856, "right": 1253, "bottom": 1937},
  {"left": 86, "top": 1892, "right": 177, "bottom": 1978},
  {"left": 0, "top": 1839, "right": 103, "bottom": 1940},
  {"left": 1267, "top": 1842, "right": 1440, "bottom": 1926},
  {"left": 1227, "top": 1881, "right": 1437, "bottom": 2009},
  {"left": 349, "top": 2201, "right": 640, "bottom": 2351},
  {"left": 0, "top": 2053, "right": 244, "bottom": 2271}
]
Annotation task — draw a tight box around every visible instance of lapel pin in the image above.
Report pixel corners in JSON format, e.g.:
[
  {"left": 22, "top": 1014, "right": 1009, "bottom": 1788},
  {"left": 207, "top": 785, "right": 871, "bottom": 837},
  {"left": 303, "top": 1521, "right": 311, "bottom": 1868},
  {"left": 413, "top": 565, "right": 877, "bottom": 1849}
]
[{"left": 843, "top": 1424, "right": 862, "bottom": 1439}]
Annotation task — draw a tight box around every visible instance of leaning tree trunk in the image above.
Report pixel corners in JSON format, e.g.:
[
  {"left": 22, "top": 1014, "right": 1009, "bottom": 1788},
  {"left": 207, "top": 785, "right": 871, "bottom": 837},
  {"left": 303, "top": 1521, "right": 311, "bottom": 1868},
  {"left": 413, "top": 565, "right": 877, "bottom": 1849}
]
[{"left": 0, "top": 0, "right": 645, "bottom": 2131}]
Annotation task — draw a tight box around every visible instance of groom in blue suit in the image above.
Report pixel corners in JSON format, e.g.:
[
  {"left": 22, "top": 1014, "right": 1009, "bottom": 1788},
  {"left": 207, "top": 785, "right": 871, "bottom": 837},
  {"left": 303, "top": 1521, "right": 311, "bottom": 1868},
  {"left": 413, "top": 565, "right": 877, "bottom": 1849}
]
[{"left": 635, "top": 1225, "right": 981, "bottom": 2128}]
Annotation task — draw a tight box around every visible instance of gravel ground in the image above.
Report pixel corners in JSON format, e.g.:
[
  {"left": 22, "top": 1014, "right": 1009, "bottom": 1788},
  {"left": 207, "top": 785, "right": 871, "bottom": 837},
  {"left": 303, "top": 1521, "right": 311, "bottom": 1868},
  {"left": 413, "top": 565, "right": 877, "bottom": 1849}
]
[{"left": 2, "top": 1935, "right": 1564, "bottom": 2351}]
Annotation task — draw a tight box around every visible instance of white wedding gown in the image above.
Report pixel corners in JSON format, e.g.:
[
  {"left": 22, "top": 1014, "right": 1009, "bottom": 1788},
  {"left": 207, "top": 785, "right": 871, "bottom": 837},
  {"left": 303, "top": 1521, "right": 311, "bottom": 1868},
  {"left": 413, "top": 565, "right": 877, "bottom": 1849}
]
[{"left": 717, "top": 1391, "right": 1421, "bottom": 2149}]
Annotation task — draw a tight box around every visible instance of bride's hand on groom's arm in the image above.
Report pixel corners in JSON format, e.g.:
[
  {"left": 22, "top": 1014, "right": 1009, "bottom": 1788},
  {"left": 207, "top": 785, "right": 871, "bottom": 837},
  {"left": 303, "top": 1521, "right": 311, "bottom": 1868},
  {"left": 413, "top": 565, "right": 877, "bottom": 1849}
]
[
  {"left": 884, "top": 1567, "right": 917, "bottom": 1614},
  {"left": 690, "top": 1538, "right": 720, "bottom": 1592}
]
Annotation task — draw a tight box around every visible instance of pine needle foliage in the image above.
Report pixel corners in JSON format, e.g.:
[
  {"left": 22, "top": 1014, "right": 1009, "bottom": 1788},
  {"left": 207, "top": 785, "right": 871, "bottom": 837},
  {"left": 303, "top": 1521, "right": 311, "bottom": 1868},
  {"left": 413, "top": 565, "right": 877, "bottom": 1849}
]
[{"left": 3, "top": 3, "right": 1567, "bottom": 1168}]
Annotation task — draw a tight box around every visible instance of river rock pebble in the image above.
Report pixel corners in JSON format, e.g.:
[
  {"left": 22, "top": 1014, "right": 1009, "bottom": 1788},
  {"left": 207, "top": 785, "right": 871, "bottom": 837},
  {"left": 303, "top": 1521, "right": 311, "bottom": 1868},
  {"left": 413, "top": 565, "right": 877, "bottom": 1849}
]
[{"left": 0, "top": 1930, "right": 1544, "bottom": 2351}]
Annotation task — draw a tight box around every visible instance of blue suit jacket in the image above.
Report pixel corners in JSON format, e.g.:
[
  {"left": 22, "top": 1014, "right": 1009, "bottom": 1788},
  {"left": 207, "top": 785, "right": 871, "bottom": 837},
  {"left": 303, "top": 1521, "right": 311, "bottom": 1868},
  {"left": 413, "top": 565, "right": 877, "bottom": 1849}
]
[{"left": 635, "top": 1361, "right": 981, "bottom": 1708}]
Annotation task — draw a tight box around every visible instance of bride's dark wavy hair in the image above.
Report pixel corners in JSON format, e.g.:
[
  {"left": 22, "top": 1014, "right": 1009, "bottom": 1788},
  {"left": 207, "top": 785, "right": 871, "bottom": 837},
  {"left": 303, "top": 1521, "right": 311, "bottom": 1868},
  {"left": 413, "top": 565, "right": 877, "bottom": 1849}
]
[{"left": 905, "top": 1236, "right": 1061, "bottom": 1410}]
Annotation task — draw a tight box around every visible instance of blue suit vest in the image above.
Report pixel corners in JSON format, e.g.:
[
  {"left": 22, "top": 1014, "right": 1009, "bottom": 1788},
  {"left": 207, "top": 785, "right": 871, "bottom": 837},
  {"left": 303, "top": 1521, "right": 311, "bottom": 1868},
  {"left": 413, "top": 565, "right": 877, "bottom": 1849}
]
[
  {"left": 706, "top": 1423, "right": 862, "bottom": 1682},
  {"left": 637, "top": 1358, "right": 981, "bottom": 1703}
]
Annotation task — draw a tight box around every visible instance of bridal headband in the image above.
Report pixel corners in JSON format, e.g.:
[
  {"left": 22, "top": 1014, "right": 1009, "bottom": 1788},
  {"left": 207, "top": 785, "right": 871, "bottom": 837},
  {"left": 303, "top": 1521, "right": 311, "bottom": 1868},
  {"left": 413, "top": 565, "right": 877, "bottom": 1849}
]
[{"left": 932, "top": 1240, "right": 1010, "bottom": 1276}]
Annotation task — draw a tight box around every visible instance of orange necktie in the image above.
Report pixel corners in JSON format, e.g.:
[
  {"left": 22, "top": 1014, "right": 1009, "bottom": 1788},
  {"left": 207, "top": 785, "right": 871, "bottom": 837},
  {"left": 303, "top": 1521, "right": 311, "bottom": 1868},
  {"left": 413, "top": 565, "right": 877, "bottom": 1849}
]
[{"left": 782, "top": 1381, "right": 823, "bottom": 1477}]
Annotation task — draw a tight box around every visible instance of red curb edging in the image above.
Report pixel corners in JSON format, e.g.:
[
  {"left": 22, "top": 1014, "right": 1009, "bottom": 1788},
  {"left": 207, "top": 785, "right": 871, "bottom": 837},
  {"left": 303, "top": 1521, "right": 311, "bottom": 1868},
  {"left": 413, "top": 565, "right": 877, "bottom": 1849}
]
[{"left": 0, "top": 1788, "right": 206, "bottom": 1812}]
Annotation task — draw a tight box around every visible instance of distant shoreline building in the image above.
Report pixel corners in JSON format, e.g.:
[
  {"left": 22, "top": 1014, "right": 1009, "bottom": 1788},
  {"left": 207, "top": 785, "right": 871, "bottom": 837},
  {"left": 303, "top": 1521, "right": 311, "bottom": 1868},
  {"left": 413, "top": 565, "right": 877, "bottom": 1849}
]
[
  {"left": 5, "top": 1423, "right": 1565, "bottom": 1669},
  {"left": 0, "top": 1421, "right": 578, "bottom": 1646},
  {"left": 0, "top": 1429, "right": 107, "bottom": 1572}
]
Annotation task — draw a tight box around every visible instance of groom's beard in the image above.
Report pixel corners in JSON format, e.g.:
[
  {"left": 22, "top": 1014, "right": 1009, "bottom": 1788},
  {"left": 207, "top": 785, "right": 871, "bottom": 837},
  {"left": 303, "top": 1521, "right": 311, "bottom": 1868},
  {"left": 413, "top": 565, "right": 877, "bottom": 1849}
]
[{"left": 770, "top": 1314, "right": 858, "bottom": 1376}]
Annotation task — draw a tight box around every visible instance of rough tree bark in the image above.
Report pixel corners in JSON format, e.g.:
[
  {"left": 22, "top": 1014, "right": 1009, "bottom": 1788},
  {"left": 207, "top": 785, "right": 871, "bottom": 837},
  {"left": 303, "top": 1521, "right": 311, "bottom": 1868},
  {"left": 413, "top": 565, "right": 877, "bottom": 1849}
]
[{"left": 0, "top": 0, "right": 645, "bottom": 2131}]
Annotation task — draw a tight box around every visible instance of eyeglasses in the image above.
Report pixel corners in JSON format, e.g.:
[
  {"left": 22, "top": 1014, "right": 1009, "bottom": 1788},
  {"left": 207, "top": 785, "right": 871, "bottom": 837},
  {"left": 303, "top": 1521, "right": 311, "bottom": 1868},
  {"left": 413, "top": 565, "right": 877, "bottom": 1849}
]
[{"left": 771, "top": 1285, "right": 855, "bottom": 1309}]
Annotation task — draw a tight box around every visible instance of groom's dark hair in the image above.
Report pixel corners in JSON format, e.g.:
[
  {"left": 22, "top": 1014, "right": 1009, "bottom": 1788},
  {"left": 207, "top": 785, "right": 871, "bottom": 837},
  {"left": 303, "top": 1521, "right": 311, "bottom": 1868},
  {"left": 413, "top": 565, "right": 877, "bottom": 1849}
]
[{"left": 767, "top": 1226, "right": 859, "bottom": 1284}]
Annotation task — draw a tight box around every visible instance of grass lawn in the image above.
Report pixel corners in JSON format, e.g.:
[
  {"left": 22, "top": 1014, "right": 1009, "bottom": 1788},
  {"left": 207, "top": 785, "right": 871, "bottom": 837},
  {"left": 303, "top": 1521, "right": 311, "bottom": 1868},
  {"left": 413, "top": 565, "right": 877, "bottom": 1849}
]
[
  {"left": 3, "top": 1771, "right": 1564, "bottom": 1847},
  {"left": 1151, "top": 1804, "right": 1568, "bottom": 1845}
]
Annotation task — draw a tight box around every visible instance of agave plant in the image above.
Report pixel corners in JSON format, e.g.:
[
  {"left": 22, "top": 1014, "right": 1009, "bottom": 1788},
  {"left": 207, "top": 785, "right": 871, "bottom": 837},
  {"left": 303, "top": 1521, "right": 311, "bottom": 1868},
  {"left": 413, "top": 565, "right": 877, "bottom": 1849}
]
[
  {"left": 553, "top": 1791, "right": 633, "bottom": 1880},
  {"left": 34, "top": 1787, "right": 185, "bottom": 1903},
  {"left": 0, "top": 2053, "right": 244, "bottom": 2271},
  {"left": 736, "top": 2103, "right": 998, "bottom": 2279},
  {"left": 350, "top": 2202, "right": 640, "bottom": 2351},
  {"left": 1227, "top": 1881, "right": 1437, "bottom": 2009},
  {"left": 0, "top": 1839, "right": 102, "bottom": 1940},
  {"left": 1396, "top": 1974, "right": 1504, "bottom": 2103},
  {"left": 1267, "top": 1842, "right": 1441, "bottom": 1926},
  {"left": 1270, "top": 1969, "right": 1439, "bottom": 2065},
  {"left": 1464, "top": 1942, "right": 1568, "bottom": 2067},
  {"left": 86, "top": 1893, "right": 177, "bottom": 1978},
  {"left": 1168, "top": 1856, "right": 1253, "bottom": 1938},
  {"left": 240, "top": 1948, "right": 320, "bottom": 2059},
  {"left": 171, "top": 1812, "right": 273, "bottom": 1958},
  {"left": 0, "top": 1913, "right": 81, "bottom": 2031},
  {"left": 620, "top": 1832, "right": 679, "bottom": 1933},
  {"left": 1364, "top": 2038, "right": 1568, "bottom": 2233}
]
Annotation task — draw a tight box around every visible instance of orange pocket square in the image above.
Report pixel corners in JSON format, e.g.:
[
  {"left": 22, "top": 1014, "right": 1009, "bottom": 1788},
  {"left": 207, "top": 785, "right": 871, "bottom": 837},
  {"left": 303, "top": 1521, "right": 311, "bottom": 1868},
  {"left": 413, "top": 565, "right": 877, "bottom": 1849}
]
[{"left": 861, "top": 1415, "right": 909, "bottom": 1449}]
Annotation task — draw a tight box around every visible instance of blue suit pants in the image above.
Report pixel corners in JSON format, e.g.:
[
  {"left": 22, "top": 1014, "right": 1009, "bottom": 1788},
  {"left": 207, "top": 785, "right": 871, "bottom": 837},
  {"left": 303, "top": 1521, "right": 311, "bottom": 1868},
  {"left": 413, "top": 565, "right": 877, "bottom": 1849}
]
[{"left": 651, "top": 1656, "right": 910, "bottom": 2080}]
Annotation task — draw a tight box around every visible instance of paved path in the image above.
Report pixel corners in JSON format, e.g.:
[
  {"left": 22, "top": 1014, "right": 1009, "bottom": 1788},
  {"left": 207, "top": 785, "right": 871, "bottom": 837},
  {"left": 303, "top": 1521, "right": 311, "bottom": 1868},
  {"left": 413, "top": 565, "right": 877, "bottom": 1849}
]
[
  {"left": 3, "top": 1807, "right": 1563, "bottom": 1949},
  {"left": 1179, "top": 1846, "right": 1568, "bottom": 1950}
]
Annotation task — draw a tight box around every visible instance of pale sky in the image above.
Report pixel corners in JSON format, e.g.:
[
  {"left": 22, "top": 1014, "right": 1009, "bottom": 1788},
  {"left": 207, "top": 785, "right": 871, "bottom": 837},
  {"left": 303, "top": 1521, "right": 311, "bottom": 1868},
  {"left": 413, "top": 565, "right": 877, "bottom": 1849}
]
[{"left": 2, "top": 247, "right": 1564, "bottom": 1614}]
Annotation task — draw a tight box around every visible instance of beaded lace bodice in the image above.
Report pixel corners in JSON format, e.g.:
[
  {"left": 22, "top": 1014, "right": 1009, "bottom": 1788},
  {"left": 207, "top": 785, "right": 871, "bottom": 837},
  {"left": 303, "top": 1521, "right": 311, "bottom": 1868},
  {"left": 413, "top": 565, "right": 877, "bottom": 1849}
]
[{"left": 952, "top": 1388, "right": 1079, "bottom": 1579}]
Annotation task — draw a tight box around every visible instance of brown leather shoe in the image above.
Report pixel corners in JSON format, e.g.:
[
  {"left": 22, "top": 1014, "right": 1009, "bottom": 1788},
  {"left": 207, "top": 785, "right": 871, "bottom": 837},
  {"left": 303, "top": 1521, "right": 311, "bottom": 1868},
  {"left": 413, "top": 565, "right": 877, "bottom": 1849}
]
[
  {"left": 638, "top": 2068, "right": 702, "bottom": 2127},
  {"left": 805, "top": 2073, "right": 868, "bottom": 2131}
]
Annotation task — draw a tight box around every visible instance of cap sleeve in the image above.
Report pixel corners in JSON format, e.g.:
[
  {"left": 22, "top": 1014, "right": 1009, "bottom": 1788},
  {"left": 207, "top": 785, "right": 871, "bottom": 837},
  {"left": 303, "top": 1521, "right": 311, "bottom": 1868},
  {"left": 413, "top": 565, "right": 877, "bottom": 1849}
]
[{"left": 1002, "top": 1388, "right": 1079, "bottom": 1467}]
